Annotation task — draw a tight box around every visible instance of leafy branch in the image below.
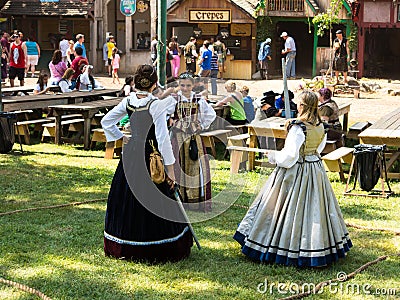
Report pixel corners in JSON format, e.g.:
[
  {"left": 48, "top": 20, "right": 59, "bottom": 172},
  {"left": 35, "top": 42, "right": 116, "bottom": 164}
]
[{"left": 312, "top": 0, "right": 343, "bottom": 37}]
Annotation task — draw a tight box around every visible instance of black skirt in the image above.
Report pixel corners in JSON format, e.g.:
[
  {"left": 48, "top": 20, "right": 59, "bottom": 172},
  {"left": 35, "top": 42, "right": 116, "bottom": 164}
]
[{"left": 104, "top": 160, "right": 193, "bottom": 263}]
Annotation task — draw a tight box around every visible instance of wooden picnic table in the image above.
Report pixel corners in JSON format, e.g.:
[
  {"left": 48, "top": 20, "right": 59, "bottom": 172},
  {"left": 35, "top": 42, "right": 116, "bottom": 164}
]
[
  {"left": 358, "top": 107, "right": 400, "bottom": 179},
  {"left": 49, "top": 98, "right": 122, "bottom": 150},
  {"left": 247, "top": 101, "right": 352, "bottom": 170},
  {"left": 1, "top": 86, "right": 34, "bottom": 95},
  {"left": 2, "top": 89, "right": 120, "bottom": 111}
]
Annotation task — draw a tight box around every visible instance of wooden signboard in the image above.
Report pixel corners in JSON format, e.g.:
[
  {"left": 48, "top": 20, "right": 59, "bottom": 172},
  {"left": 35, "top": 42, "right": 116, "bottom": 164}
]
[{"left": 189, "top": 9, "right": 231, "bottom": 23}]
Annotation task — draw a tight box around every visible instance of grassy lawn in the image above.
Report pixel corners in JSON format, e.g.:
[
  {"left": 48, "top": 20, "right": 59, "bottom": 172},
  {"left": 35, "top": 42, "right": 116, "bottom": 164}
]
[{"left": 0, "top": 143, "right": 399, "bottom": 300}]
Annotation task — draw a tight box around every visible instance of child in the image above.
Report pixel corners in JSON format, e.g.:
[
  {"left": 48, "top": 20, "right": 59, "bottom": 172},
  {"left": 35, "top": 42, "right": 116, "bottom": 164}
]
[
  {"left": 240, "top": 86, "right": 255, "bottom": 123},
  {"left": 33, "top": 73, "right": 51, "bottom": 95},
  {"left": 111, "top": 47, "right": 120, "bottom": 84},
  {"left": 234, "top": 90, "right": 352, "bottom": 267}
]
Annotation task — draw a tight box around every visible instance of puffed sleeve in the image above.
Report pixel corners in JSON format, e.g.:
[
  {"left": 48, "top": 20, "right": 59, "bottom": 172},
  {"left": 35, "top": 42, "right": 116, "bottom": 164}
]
[
  {"left": 198, "top": 97, "right": 216, "bottom": 130},
  {"left": 149, "top": 96, "right": 177, "bottom": 166},
  {"left": 101, "top": 97, "right": 128, "bottom": 141},
  {"left": 268, "top": 125, "right": 305, "bottom": 168}
]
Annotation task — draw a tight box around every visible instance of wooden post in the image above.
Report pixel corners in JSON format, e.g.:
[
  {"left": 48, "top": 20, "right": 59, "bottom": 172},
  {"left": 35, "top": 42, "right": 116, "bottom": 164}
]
[{"left": 282, "top": 58, "right": 290, "bottom": 119}]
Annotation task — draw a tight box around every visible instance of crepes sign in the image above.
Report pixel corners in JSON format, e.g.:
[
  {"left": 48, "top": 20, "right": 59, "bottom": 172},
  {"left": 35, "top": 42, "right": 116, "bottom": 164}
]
[{"left": 189, "top": 9, "right": 231, "bottom": 23}]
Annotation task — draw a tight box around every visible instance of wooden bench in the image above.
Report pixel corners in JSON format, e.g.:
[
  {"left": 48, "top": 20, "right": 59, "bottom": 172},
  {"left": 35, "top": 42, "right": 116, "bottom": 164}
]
[
  {"left": 227, "top": 133, "right": 250, "bottom": 164},
  {"left": 41, "top": 118, "right": 85, "bottom": 142},
  {"left": 322, "top": 147, "right": 354, "bottom": 182},
  {"left": 15, "top": 119, "right": 53, "bottom": 144},
  {"left": 226, "top": 124, "right": 248, "bottom": 134},
  {"left": 226, "top": 146, "right": 274, "bottom": 174},
  {"left": 90, "top": 128, "right": 130, "bottom": 159},
  {"left": 347, "top": 121, "right": 372, "bottom": 140},
  {"left": 199, "top": 129, "right": 231, "bottom": 157}
]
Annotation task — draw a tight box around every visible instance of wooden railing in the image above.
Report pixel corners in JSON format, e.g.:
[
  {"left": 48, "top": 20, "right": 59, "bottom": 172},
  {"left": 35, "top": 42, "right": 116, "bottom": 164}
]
[{"left": 267, "top": 0, "right": 304, "bottom": 11}]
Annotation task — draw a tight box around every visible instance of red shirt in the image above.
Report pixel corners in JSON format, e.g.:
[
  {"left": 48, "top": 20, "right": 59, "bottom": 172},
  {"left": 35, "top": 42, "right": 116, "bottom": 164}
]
[
  {"left": 10, "top": 42, "right": 25, "bottom": 69},
  {"left": 71, "top": 56, "right": 88, "bottom": 79}
]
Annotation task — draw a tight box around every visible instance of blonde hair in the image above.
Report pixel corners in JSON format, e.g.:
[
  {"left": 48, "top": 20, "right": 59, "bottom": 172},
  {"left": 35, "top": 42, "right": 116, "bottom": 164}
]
[
  {"left": 297, "top": 90, "right": 321, "bottom": 125},
  {"left": 62, "top": 68, "right": 75, "bottom": 79},
  {"left": 225, "top": 81, "right": 236, "bottom": 91}
]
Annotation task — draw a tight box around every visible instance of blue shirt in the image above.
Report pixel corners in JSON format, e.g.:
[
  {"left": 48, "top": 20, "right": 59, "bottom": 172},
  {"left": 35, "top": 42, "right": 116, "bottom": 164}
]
[
  {"left": 74, "top": 42, "right": 87, "bottom": 58},
  {"left": 258, "top": 42, "right": 271, "bottom": 61},
  {"left": 243, "top": 96, "right": 255, "bottom": 122},
  {"left": 25, "top": 41, "right": 39, "bottom": 55},
  {"left": 201, "top": 49, "right": 212, "bottom": 70}
]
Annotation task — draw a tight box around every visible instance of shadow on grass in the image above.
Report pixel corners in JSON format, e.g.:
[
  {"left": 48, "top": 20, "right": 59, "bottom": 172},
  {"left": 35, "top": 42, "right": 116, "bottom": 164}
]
[
  {"left": 0, "top": 156, "right": 113, "bottom": 211},
  {"left": 0, "top": 196, "right": 398, "bottom": 299}
]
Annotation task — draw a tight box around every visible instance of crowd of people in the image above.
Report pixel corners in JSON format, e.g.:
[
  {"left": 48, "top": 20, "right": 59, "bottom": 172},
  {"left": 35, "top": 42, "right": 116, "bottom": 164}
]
[{"left": 1, "top": 30, "right": 106, "bottom": 92}]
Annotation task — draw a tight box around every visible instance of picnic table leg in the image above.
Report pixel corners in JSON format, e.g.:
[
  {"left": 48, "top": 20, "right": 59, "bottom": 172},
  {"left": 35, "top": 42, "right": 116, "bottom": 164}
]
[
  {"left": 55, "top": 115, "right": 62, "bottom": 145},
  {"left": 248, "top": 133, "right": 257, "bottom": 170},
  {"left": 83, "top": 118, "right": 91, "bottom": 150},
  {"left": 343, "top": 112, "right": 349, "bottom": 133}
]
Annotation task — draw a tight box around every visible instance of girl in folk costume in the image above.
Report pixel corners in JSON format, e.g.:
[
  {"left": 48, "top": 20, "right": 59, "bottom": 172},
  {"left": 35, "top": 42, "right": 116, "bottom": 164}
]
[
  {"left": 234, "top": 91, "right": 352, "bottom": 267},
  {"left": 101, "top": 65, "right": 193, "bottom": 262},
  {"left": 170, "top": 72, "right": 216, "bottom": 212}
]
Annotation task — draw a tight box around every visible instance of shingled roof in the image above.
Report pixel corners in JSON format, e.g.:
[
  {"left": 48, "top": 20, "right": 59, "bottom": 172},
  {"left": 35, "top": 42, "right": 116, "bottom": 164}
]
[{"left": 1, "top": 0, "right": 94, "bottom": 16}]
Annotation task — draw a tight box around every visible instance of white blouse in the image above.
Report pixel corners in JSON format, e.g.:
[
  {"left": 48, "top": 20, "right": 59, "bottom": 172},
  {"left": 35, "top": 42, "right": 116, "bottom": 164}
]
[
  {"left": 268, "top": 125, "right": 327, "bottom": 168},
  {"left": 177, "top": 91, "right": 216, "bottom": 130},
  {"left": 101, "top": 93, "right": 177, "bottom": 166}
]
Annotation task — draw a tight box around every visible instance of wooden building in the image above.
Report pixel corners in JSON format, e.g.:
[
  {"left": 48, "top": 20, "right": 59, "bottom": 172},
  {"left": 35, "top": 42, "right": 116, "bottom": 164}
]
[
  {"left": 167, "top": 0, "right": 258, "bottom": 79},
  {"left": 257, "top": 0, "right": 352, "bottom": 77},
  {"left": 0, "top": 0, "right": 93, "bottom": 70},
  {"left": 355, "top": 0, "right": 400, "bottom": 78}
]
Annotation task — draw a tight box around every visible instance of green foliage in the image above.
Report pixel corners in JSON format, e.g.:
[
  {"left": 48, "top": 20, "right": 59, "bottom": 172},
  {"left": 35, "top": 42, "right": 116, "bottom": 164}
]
[
  {"left": 348, "top": 23, "right": 358, "bottom": 52},
  {"left": 312, "top": 0, "right": 344, "bottom": 37}
]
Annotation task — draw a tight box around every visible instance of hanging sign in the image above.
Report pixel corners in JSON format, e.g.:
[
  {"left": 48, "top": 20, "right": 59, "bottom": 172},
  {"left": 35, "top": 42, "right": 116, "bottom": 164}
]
[
  {"left": 120, "top": 0, "right": 136, "bottom": 17},
  {"left": 189, "top": 9, "right": 231, "bottom": 23}
]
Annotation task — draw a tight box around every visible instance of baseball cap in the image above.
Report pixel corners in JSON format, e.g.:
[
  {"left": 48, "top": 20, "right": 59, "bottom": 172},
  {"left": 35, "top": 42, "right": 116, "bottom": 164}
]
[{"left": 280, "top": 32, "right": 288, "bottom": 37}]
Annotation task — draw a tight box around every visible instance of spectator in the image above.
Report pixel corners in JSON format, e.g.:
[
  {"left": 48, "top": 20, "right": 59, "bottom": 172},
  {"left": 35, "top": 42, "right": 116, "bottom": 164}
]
[
  {"left": 70, "top": 46, "right": 88, "bottom": 89},
  {"left": 48, "top": 49, "right": 67, "bottom": 85},
  {"left": 184, "top": 37, "right": 198, "bottom": 74},
  {"left": 240, "top": 86, "right": 255, "bottom": 123},
  {"left": 213, "top": 36, "right": 227, "bottom": 79},
  {"left": 1, "top": 46, "right": 8, "bottom": 83},
  {"left": 33, "top": 73, "right": 51, "bottom": 95},
  {"left": 254, "top": 91, "right": 281, "bottom": 122},
  {"left": 103, "top": 37, "right": 109, "bottom": 74},
  {"left": 59, "top": 36, "right": 70, "bottom": 64},
  {"left": 258, "top": 38, "right": 272, "bottom": 80},
  {"left": 106, "top": 36, "right": 116, "bottom": 76},
  {"left": 150, "top": 35, "right": 158, "bottom": 65},
  {"left": 280, "top": 32, "right": 296, "bottom": 79},
  {"left": 66, "top": 40, "right": 75, "bottom": 67},
  {"left": 25, "top": 36, "right": 40, "bottom": 77},
  {"left": 1, "top": 31, "right": 10, "bottom": 56},
  {"left": 58, "top": 68, "right": 75, "bottom": 93},
  {"left": 119, "top": 75, "right": 135, "bottom": 97},
  {"left": 275, "top": 90, "right": 298, "bottom": 118},
  {"left": 77, "top": 64, "right": 101, "bottom": 91},
  {"left": 215, "top": 81, "right": 247, "bottom": 125},
  {"left": 136, "top": 33, "right": 147, "bottom": 49},
  {"left": 210, "top": 50, "right": 219, "bottom": 95},
  {"left": 9, "top": 33, "right": 27, "bottom": 87},
  {"left": 74, "top": 34, "right": 86, "bottom": 59},
  {"left": 111, "top": 47, "right": 121, "bottom": 84},
  {"left": 169, "top": 36, "right": 180, "bottom": 78}
]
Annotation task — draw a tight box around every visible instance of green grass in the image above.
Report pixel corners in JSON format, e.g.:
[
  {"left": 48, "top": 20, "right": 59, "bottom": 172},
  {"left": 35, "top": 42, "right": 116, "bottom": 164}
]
[{"left": 0, "top": 143, "right": 399, "bottom": 299}]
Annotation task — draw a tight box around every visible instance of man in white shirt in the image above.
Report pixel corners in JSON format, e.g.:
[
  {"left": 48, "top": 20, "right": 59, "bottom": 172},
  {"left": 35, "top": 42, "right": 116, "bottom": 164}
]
[
  {"left": 59, "top": 36, "right": 69, "bottom": 64},
  {"left": 281, "top": 32, "right": 296, "bottom": 79}
]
